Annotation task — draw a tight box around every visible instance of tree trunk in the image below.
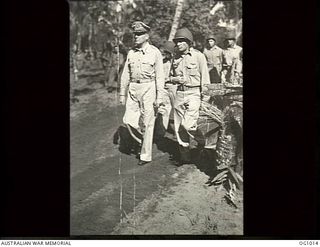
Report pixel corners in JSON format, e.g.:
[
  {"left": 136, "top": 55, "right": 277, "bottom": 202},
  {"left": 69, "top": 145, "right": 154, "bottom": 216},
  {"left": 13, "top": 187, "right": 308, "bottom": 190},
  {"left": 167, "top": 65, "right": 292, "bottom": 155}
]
[
  {"left": 235, "top": 18, "right": 242, "bottom": 41},
  {"left": 88, "top": 21, "right": 93, "bottom": 57},
  {"left": 168, "top": 0, "right": 185, "bottom": 41},
  {"left": 76, "top": 27, "right": 82, "bottom": 54}
]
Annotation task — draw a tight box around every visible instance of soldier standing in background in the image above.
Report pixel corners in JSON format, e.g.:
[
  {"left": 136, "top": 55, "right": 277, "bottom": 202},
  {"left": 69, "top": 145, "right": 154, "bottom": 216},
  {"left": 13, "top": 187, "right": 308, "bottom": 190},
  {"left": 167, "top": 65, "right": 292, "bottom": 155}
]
[
  {"left": 100, "top": 42, "right": 113, "bottom": 90},
  {"left": 221, "top": 33, "right": 242, "bottom": 83},
  {"left": 107, "top": 44, "right": 125, "bottom": 92},
  {"left": 100, "top": 42, "right": 125, "bottom": 92},
  {"left": 170, "top": 28, "right": 210, "bottom": 164},
  {"left": 203, "top": 35, "right": 223, "bottom": 83},
  {"left": 119, "top": 21, "right": 165, "bottom": 166}
]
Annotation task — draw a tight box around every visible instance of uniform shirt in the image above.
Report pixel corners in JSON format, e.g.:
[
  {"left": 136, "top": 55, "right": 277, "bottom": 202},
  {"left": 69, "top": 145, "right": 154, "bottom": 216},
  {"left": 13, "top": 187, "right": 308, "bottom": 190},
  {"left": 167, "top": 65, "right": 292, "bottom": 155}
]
[
  {"left": 222, "top": 44, "right": 242, "bottom": 73},
  {"left": 120, "top": 42, "right": 165, "bottom": 99},
  {"left": 163, "top": 59, "right": 172, "bottom": 82},
  {"left": 203, "top": 45, "right": 223, "bottom": 71},
  {"left": 172, "top": 48, "right": 210, "bottom": 88}
]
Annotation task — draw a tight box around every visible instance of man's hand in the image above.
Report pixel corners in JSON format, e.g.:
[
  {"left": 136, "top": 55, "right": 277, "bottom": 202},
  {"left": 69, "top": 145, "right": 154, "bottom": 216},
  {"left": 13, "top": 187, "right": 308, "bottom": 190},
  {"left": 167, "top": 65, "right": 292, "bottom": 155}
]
[
  {"left": 119, "top": 95, "right": 126, "bottom": 105},
  {"left": 170, "top": 76, "right": 184, "bottom": 84},
  {"left": 154, "top": 99, "right": 165, "bottom": 108},
  {"left": 201, "top": 85, "right": 210, "bottom": 101},
  {"left": 153, "top": 100, "right": 165, "bottom": 116},
  {"left": 202, "top": 85, "right": 209, "bottom": 94}
]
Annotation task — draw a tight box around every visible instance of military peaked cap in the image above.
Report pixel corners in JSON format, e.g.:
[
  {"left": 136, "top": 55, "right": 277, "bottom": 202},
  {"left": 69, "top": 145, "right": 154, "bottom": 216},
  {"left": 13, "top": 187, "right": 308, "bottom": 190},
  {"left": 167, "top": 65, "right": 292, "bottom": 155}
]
[{"left": 131, "top": 21, "right": 151, "bottom": 33}]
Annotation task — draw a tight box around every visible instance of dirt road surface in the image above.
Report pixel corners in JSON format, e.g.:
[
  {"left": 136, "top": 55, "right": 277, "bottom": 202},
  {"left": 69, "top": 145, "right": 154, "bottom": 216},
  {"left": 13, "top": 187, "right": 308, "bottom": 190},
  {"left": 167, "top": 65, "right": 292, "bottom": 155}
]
[{"left": 70, "top": 87, "right": 243, "bottom": 236}]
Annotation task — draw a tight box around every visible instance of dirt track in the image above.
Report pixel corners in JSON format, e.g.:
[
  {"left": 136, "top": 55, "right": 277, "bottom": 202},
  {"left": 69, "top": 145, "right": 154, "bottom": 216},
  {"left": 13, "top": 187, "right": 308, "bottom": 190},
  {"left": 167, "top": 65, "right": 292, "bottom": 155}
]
[{"left": 70, "top": 87, "right": 243, "bottom": 235}]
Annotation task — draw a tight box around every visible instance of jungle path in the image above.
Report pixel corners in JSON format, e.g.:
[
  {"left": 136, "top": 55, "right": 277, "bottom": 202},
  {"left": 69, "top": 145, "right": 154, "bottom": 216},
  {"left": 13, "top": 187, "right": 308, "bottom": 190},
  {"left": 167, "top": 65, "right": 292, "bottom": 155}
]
[{"left": 70, "top": 88, "right": 242, "bottom": 235}]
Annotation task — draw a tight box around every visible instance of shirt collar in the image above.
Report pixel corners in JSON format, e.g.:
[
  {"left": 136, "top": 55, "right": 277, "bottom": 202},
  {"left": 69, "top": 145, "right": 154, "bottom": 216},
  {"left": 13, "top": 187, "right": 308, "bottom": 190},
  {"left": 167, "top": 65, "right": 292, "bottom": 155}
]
[
  {"left": 175, "top": 48, "right": 192, "bottom": 59},
  {"left": 189, "top": 47, "right": 195, "bottom": 55},
  {"left": 228, "top": 44, "right": 238, "bottom": 50},
  {"left": 183, "top": 48, "right": 192, "bottom": 56},
  {"left": 210, "top": 45, "right": 218, "bottom": 50},
  {"left": 134, "top": 42, "right": 150, "bottom": 54},
  {"left": 176, "top": 52, "right": 191, "bottom": 59}
]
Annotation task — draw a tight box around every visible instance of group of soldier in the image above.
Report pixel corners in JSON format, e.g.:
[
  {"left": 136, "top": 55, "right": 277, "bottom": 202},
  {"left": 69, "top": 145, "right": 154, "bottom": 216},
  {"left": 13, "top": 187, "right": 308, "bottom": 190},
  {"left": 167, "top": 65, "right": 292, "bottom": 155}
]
[{"left": 117, "top": 21, "right": 242, "bottom": 166}]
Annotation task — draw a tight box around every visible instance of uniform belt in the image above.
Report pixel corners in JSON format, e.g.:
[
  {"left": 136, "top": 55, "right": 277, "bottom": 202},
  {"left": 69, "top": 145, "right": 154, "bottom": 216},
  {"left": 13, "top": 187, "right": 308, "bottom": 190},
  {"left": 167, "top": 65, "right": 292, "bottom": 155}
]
[
  {"left": 177, "top": 85, "right": 200, "bottom": 91},
  {"left": 130, "top": 78, "right": 153, "bottom": 84},
  {"left": 165, "top": 80, "right": 176, "bottom": 85}
]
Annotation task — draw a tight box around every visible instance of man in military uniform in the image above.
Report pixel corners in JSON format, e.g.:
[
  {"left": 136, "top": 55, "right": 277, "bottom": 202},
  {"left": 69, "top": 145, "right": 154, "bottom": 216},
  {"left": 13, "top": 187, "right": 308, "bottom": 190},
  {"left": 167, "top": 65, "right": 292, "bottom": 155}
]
[
  {"left": 170, "top": 28, "right": 210, "bottom": 164},
  {"left": 157, "top": 41, "right": 176, "bottom": 133},
  {"left": 221, "top": 33, "right": 242, "bottom": 83},
  {"left": 119, "top": 21, "right": 165, "bottom": 166},
  {"left": 106, "top": 45, "right": 125, "bottom": 92},
  {"left": 203, "top": 35, "right": 223, "bottom": 83}
]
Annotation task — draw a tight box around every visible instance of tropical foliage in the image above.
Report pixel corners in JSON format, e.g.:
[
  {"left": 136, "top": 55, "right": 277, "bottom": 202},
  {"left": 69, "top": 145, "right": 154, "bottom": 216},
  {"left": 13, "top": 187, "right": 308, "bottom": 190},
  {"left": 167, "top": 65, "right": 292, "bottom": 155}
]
[{"left": 69, "top": 0, "right": 242, "bottom": 53}]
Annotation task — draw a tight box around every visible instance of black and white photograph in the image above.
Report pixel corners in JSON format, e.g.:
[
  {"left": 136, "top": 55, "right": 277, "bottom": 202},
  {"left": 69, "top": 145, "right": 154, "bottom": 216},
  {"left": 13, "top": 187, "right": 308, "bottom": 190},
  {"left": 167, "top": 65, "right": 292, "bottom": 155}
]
[
  {"left": 2, "top": 0, "right": 318, "bottom": 241},
  {"left": 70, "top": 0, "right": 243, "bottom": 235}
]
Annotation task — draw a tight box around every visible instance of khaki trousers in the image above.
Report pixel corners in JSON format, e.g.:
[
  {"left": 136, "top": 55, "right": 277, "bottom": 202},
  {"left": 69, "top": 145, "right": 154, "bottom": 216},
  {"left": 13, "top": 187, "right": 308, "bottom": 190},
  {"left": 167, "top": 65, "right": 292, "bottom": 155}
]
[
  {"left": 158, "top": 84, "right": 177, "bottom": 129},
  {"left": 123, "top": 82, "right": 156, "bottom": 162},
  {"left": 173, "top": 88, "right": 201, "bottom": 147}
]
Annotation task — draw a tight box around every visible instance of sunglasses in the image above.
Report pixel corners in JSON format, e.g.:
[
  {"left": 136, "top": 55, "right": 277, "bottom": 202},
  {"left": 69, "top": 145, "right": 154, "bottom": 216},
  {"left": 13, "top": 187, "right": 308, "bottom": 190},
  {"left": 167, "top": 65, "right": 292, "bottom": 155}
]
[{"left": 134, "top": 32, "right": 147, "bottom": 36}]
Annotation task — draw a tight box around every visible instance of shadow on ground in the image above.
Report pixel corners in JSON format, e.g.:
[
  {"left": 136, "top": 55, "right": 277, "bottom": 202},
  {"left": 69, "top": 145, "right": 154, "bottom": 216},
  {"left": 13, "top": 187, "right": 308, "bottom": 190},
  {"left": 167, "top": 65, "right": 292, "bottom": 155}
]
[
  {"left": 113, "top": 125, "right": 141, "bottom": 158},
  {"left": 112, "top": 118, "right": 227, "bottom": 192}
]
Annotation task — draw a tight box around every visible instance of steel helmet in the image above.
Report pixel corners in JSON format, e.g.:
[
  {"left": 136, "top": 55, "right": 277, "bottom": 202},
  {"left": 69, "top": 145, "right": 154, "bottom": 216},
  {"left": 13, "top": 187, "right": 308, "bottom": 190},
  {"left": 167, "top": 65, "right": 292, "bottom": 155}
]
[
  {"left": 225, "top": 32, "right": 236, "bottom": 40},
  {"left": 206, "top": 35, "right": 216, "bottom": 41},
  {"left": 173, "top": 28, "right": 193, "bottom": 44}
]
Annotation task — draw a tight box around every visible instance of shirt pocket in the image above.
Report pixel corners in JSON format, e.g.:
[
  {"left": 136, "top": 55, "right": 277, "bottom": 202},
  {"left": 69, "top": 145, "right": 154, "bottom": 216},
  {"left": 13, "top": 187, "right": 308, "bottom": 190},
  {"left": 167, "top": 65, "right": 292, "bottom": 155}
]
[
  {"left": 141, "top": 60, "right": 154, "bottom": 76},
  {"left": 186, "top": 62, "right": 198, "bottom": 76}
]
